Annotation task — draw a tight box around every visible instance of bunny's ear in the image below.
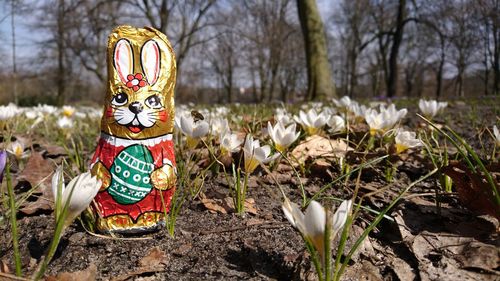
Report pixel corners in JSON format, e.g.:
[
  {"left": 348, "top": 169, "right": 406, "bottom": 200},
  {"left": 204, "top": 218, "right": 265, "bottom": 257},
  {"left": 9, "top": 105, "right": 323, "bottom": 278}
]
[
  {"left": 141, "top": 40, "right": 161, "bottom": 86},
  {"left": 114, "top": 39, "right": 134, "bottom": 84}
]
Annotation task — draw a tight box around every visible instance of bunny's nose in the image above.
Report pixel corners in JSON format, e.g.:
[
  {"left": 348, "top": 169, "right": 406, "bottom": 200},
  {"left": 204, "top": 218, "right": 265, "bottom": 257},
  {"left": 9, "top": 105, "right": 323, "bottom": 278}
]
[{"left": 129, "top": 102, "right": 143, "bottom": 114}]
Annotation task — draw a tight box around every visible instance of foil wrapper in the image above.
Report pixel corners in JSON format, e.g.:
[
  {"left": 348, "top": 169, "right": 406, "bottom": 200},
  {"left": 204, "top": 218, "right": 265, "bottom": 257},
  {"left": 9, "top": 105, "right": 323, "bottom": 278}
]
[{"left": 89, "top": 25, "right": 176, "bottom": 234}]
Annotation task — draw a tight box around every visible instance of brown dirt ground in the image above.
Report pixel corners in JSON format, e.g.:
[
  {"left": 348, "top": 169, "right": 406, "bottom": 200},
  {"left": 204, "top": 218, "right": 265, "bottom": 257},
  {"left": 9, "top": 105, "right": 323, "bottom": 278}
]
[{"left": 1, "top": 99, "right": 499, "bottom": 281}]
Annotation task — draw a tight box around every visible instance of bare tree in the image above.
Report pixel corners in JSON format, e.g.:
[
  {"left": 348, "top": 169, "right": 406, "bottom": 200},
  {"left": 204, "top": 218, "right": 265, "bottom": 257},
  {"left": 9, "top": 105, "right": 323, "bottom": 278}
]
[
  {"left": 331, "top": 0, "right": 373, "bottom": 97},
  {"left": 368, "top": 0, "right": 412, "bottom": 98},
  {"left": 206, "top": 30, "right": 239, "bottom": 103},
  {"left": 235, "top": 0, "right": 299, "bottom": 102},
  {"left": 278, "top": 30, "right": 306, "bottom": 102},
  {"left": 444, "top": 0, "right": 478, "bottom": 97},
  {"left": 65, "top": 1, "right": 123, "bottom": 82},
  {"left": 124, "top": 0, "right": 217, "bottom": 79},
  {"left": 28, "top": 0, "right": 81, "bottom": 105},
  {"left": 476, "top": 0, "right": 500, "bottom": 95}
]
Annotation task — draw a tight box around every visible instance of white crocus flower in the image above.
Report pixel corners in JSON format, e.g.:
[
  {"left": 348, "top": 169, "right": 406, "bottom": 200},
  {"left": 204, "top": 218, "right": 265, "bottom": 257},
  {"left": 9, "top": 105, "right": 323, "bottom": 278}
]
[
  {"left": 275, "top": 108, "right": 293, "bottom": 125},
  {"left": 293, "top": 109, "right": 328, "bottom": 135},
  {"left": 62, "top": 105, "right": 75, "bottom": 117},
  {"left": 175, "top": 114, "right": 209, "bottom": 149},
  {"left": 215, "top": 106, "right": 230, "bottom": 116},
  {"left": 323, "top": 106, "right": 337, "bottom": 116},
  {"left": 57, "top": 116, "right": 74, "bottom": 129},
  {"left": 282, "top": 199, "right": 352, "bottom": 260},
  {"left": 348, "top": 103, "right": 368, "bottom": 123},
  {"left": 52, "top": 168, "right": 101, "bottom": 227},
  {"left": 243, "top": 135, "right": 279, "bottom": 173},
  {"left": 0, "top": 103, "right": 21, "bottom": 121},
  {"left": 327, "top": 115, "right": 345, "bottom": 133},
  {"left": 333, "top": 96, "right": 353, "bottom": 110},
  {"left": 309, "top": 102, "right": 324, "bottom": 111},
  {"left": 493, "top": 125, "right": 500, "bottom": 147},
  {"left": 380, "top": 104, "right": 407, "bottom": 130},
  {"left": 35, "top": 104, "right": 58, "bottom": 116},
  {"left": 418, "top": 99, "right": 447, "bottom": 119},
  {"left": 364, "top": 108, "right": 387, "bottom": 135},
  {"left": 395, "top": 130, "right": 422, "bottom": 153},
  {"left": 365, "top": 104, "right": 406, "bottom": 135},
  {"left": 382, "top": 104, "right": 407, "bottom": 123},
  {"left": 220, "top": 131, "right": 243, "bottom": 155},
  {"left": 7, "top": 141, "right": 29, "bottom": 159},
  {"left": 74, "top": 112, "right": 86, "bottom": 119},
  {"left": 209, "top": 117, "right": 229, "bottom": 136},
  {"left": 25, "top": 111, "right": 42, "bottom": 120},
  {"left": 86, "top": 109, "right": 102, "bottom": 120},
  {"left": 267, "top": 122, "right": 300, "bottom": 153}
]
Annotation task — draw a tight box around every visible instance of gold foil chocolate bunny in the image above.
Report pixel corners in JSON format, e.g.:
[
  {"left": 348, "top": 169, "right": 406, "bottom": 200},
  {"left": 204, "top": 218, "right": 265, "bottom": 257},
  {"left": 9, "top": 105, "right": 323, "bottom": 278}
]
[{"left": 89, "top": 25, "right": 176, "bottom": 233}]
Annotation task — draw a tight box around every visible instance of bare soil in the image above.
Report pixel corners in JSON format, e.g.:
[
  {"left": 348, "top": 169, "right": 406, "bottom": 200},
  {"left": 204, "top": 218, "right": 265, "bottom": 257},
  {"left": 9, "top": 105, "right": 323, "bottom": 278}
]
[{"left": 1, "top": 100, "right": 499, "bottom": 281}]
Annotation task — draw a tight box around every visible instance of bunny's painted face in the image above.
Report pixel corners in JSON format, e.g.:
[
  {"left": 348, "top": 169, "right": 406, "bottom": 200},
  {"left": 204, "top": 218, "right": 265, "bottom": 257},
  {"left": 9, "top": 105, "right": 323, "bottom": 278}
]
[{"left": 101, "top": 27, "right": 176, "bottom": 139}]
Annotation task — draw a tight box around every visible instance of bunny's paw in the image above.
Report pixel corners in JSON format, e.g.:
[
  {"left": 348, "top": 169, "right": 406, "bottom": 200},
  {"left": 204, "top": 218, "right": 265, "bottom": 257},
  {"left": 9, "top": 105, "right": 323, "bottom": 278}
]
[
  {"left": 91, "top": 162, "right": 111, "bottom": 191},
  {"left": 150, "top": 165, "right": 176, "bottom": 190}
]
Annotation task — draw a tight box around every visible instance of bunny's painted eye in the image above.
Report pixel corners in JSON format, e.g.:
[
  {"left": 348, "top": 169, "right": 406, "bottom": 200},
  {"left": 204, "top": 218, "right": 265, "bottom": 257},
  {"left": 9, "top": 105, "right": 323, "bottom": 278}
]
[
  {"left": 145, "top": 94, "right": 162, "bottom": 109},
  {"left": 112, "top": 93, "right": 128, "bottom": 106}
]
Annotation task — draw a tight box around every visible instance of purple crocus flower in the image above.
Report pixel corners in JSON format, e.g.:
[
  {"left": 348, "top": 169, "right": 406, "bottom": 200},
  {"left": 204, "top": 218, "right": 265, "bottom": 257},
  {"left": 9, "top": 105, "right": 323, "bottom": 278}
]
[{"left": 0, "top": 150, "right": 6, "bottom": 183}]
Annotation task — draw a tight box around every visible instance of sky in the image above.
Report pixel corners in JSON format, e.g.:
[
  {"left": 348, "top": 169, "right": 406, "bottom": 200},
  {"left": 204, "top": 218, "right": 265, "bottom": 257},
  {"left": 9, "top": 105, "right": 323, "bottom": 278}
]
[{"left": 1, "top": 0, "right": 335, "bottom": 72}]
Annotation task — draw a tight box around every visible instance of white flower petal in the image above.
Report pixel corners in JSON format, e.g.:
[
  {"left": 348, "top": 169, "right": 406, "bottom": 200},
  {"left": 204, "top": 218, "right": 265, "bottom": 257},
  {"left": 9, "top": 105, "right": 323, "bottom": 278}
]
[
  {"left": 332, "top": 199, "right": 352, "bottom": 236},
  {"left": 51, "top": 166, "right": 65, "bottom": 201},
  {"left": 304, "top": 200, "right": 326, "bottom": 238}
]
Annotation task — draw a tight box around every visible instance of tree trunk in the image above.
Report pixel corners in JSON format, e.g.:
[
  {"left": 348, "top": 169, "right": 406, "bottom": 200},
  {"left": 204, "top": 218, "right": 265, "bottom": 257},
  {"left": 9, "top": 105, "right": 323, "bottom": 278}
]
[
  {"left": 296, "top": 0, "right": 336, "bottom": 100},
  {"left": 56, "top": 0, "right": 66, "bottom": 106},
  {"left": 227, "top": 61, "right": 233, "bottom": 103},
  {"left": 11, "top": 0, "right": 18, "bottom": 105},
  {"left": 435, "top": 59, "right": 444, "bottom": 100},
  {"left": 493, "top": 24, "right": 500, "bottom": 95},
  {"left": 386, "top": 0, "right": 406, "bottom": 98},
  {"left": 348, "top": 50, "right": 358, "bottom": 98}
]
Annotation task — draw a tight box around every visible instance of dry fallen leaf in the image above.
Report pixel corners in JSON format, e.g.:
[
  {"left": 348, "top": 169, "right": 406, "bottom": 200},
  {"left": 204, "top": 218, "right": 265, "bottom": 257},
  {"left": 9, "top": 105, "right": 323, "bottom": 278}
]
[
  {"left": 342, "top": 260, "right": 383, "bottom": 281},
  {"left": 40, "top": 143, "right": 67, "bottom": 158},
  {"left": 17, "top": 152, "right": 56, "bottom": 215},
  {"left": 291, "top": 135, "right": 353, "bottom": 165},
  {"left": 16, "top": 152, "right": 55, "bottom": 191},
  {"left": 111, "top": 247, "right": 168, "bottom": 281},
  {"left": 201, "top": 198, "right": 229, "bottom": 214},
  {"left": 201, "top": 197, "right": 258, "bottom": 215},
  {"left": 138, "top": 247, "right": 169, "bottom": 268},
  {"left": 442, "top": 161, "right": 500, "bottom": 218},
  {"left": 1, "top": 259, "right": 10, "bottom": 273},
  {"left": 345, "top": 225, "right": 375, "bottom": 262},
  {"left": 46, "top": 263, "right": 97, "bottom": 281},
  {"left": 411, "top": 232, "right": 498, "bottom": 281},
  {"left": 389, "top": 257, "right": 417, "bottom": 281},
  {"left": 394, "top": 209, "right": 499, "bottom": 281},
  {"left": 456, "top": 241, "right": 499, "bottom": 272},
  {"left": 224, "top": 197, "right": 258, "bottom": 215}
]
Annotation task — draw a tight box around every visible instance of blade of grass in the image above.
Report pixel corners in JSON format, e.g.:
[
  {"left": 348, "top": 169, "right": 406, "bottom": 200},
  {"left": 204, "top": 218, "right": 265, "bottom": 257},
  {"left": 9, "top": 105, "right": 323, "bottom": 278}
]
[
  {"left": 417, "top": 114, "right": 475, "bottom": 172},
  {"left": 308, "top": 155, "right": 388, "bottom": 204},
  {"left": 6, "top": 163, "right": 22, "bottom": 276},
  {"left": 335, "top": 168, "right": 438, "bottom": 280},
  {"left": 324, "top": 196, "right": 394, "bottom": 222}
]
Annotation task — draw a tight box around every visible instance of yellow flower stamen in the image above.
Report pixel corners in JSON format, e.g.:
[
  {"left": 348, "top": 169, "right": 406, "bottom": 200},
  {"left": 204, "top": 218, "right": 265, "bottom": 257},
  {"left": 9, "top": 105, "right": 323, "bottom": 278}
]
[
  {"left": 275, "top": 144, "right": 286, "bottom": 153},
  {"left": 186, "top": 136, "right": 200, "bottom": 149},
  {"left": 395, "top": 143, "right": 408, "bottom": 154},
  {"left": 305, "top": 126, "right": 319, "bottom": 135},
  {"left": 244, "top": 157, "right": 259, "bottom": 173}
]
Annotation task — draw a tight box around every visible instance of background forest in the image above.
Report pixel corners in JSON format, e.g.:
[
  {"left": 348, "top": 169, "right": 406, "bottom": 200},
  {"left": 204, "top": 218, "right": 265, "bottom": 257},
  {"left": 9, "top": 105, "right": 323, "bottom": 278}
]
[{"left": 0, "top": 0, "right": 499, "bottom": 105}]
